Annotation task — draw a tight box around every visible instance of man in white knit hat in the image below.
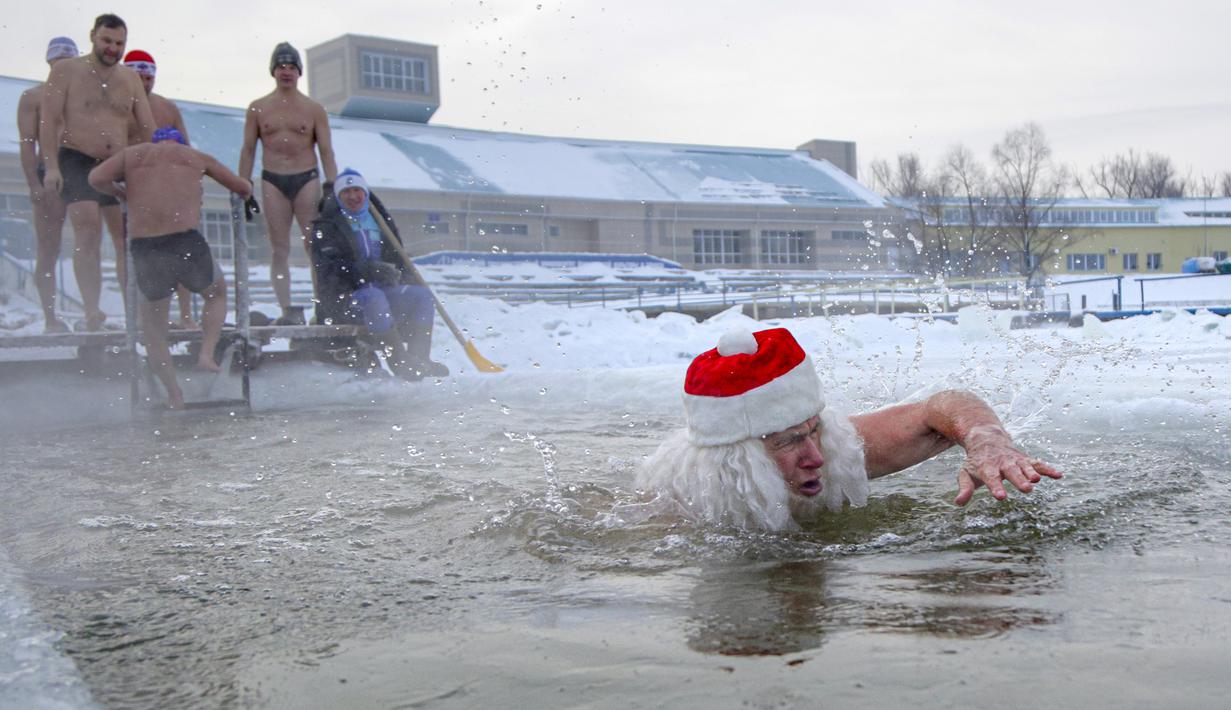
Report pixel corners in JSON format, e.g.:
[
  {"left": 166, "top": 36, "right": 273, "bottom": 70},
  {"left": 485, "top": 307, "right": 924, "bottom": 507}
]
[{"left": 637, "top": 327, "right": 1062, "bottom": 531}]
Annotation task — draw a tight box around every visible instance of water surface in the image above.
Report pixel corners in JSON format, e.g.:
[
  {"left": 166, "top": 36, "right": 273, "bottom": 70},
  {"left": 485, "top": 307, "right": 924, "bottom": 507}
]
[{"left": 3, "top": 384, "right": 1229, "bottom": 708}]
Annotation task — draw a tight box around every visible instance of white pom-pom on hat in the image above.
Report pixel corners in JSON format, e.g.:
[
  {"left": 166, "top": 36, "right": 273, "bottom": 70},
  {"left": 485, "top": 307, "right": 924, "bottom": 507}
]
[
  {"left": 682, "top": 327, "right": 824, "bottom": 445},
  {"left": 717, "top": 328, "right": 759, "bottom": 356}
]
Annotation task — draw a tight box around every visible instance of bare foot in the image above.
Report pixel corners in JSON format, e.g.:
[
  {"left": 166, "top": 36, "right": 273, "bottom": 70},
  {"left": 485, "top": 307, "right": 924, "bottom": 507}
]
[
  {"left": 44, "top": 318, "right": 70, "bottom": 334},
  {"left": 196, "top": 355, "right": 222, "bottom": 373},
  {"left": 83, "top": 310, "right": 107, "bottom": 331},
  {"left": 167, "top": 389, "right": 186, "bottom": 410},
  {"left": 176, "top": 317, "right": 201, "bottom": 331}
]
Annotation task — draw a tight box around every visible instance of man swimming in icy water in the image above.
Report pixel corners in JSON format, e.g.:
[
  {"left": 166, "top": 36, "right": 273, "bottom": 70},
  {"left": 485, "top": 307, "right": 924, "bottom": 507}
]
[
  {"left": 88, "top": 127, "right": 252, "bottom": 409},
  {"left": 637, "top": 327, "right": 1062, "bottom": 531}
]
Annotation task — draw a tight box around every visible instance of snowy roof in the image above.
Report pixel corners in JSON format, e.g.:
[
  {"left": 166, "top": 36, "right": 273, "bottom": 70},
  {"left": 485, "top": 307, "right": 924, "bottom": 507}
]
[
  {"left": 0, "top": 75, "right": 883, "bottom": 210},
  {"left": 889, "top": 195, "right": 1231, "bottom": 228}
]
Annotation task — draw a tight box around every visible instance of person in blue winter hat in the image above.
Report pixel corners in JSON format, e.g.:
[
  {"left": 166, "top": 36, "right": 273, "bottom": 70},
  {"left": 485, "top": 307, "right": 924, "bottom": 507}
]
[{"left": 309, "top": 168, "right": 448, "bottom": 379}]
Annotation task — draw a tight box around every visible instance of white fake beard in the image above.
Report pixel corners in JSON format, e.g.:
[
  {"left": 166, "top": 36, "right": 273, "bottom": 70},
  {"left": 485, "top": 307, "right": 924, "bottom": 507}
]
[{"left": 636, "top": 408, "right": 869, "bottom": 533}]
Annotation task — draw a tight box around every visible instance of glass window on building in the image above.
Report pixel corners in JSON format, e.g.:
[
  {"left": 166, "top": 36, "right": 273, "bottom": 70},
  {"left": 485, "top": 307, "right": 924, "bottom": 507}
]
[
  {"left": 1123, "top": 253, "right": 1139, "bottom": 271},
  {"left": 1147, "top": 253, "right": 1163, "bottom": 271},
  {"left": 360, "top": 51, "right": 429, "bottom": 94},
  {"left": 422, "top": 212, "right": 450, "bottom": 234},
  {"left": 476, "top": 223, "right": 528, "bottom": 236},
  {"left": 200, "top": 210, "right": 263, "bottom": 262},
  {"left": 693, "top": 229, "right": 744, "bottom": 265},
  {"left": 760, "top": 230, "right": 810, "bottom": 264},
  {"left": 1066, "top": 253, "right": 1106, "bottom": 272},
  {"left": 831, "top": 230, "right": 868, "bottom": 241}
]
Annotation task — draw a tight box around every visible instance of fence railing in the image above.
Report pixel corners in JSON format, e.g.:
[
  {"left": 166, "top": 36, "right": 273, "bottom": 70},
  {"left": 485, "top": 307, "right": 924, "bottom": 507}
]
[{"left": 0, "top": 252, "right": 83, "bottom": 313}]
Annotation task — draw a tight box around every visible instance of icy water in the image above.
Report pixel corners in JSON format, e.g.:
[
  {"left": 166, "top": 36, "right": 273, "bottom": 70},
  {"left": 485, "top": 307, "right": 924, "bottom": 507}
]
[
  {"left": 3, "top": 382, "right": 1230, "bottom": 709},
  {"left": 4, "top": 309, "right": 1231, "bottom": 709}
]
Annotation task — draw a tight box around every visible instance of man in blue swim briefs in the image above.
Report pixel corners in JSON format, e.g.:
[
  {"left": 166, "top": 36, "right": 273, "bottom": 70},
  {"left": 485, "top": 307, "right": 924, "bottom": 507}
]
[
  {"left": 237, "top": 42, "right": 337, "bottom": 325},
  {"left": 88, "top": 128, "right": 252, "bottom": 409}
]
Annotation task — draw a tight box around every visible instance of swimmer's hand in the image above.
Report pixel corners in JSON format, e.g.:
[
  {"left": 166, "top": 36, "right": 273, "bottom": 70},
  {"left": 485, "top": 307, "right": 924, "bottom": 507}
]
[
  {"left": 244, "top": 195, "right": 261, "bottom": 222},
  {"left": 111, "top": 182, "right": 127, "bottom": 201},
  {"left": 954, "top": 425, "right": 1063, "bottom": 506},
  {"left": 42, "top": 168, "right": 62, "bottom": 195}
]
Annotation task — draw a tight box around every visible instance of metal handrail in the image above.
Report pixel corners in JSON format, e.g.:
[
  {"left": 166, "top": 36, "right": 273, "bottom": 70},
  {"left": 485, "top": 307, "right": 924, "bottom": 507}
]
[{"left": 0, "top": 251, "right": 84, "bottom": 313}]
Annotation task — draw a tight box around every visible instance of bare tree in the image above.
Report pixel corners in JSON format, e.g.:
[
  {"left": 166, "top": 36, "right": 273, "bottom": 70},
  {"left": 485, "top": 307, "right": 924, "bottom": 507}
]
[
  {"left": 868, "top": 158, "right": 895, "bottom": 195},
  {"left": 869, "top": 152, "right": 941, "bottom": 274},
  {"left": 1078, "top": 151, "right": 1145, "bottom": 198},
  {"left": 1221, "top": 172, "right": 1231, "bottom": 198},
  {"left": 1140, "top": 152, "right": 1187, "bottom": 198},
  {"left": 989, "top": 123, "right": 1074, "bottom": 280},
  {"left": 1197, "top": 174, "right": 1218, "bottom": 198},
  {"left": 869, "top": 153, "right": 926, "bottom": 197},
  {"left": 933, "top": 144, "right": 997, "bottom": 277}
]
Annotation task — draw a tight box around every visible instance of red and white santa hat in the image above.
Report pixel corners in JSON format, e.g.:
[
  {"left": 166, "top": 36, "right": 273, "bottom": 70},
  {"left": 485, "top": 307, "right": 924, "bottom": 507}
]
[
  {"left": 123, "top": 49, "right": 156, "bottom": 77},
  {"left": 682, "top": 327, "right": 824, "bottom": 446}
]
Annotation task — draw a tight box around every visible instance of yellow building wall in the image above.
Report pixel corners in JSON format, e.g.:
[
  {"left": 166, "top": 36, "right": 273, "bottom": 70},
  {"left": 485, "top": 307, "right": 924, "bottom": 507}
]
[{"left": 1049, "top": 225, "right": 1231, "bottom": 274}]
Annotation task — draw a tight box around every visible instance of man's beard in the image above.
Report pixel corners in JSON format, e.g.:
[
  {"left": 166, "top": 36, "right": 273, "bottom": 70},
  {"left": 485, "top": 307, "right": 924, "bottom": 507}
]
[{"left": 94, "top": 48, "right": 118, "bottom": 67}]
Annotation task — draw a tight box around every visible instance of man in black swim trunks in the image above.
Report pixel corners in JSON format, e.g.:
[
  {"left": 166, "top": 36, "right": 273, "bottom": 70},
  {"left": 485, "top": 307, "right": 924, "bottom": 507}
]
[
  {"left": 39, "top": 14, "right": 155, "bottom": 331},
  {"left": 88, "top": 127, "right": 252, "bottom": 410},
  {"left": 238, "top": 42, "right": 337, "bottom": 325}
]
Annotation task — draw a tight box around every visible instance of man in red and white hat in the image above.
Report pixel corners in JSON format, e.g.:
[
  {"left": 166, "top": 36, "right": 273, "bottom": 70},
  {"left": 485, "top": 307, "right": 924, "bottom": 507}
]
[
  {"left": 123, "top": 50, "right": 189, "bottom": 146},
  {"left": 637, "top": 327, "right": 1062, "bottom": 531},
  {"left": 124, "top": 48, "right": 201, "bottom": 329}
]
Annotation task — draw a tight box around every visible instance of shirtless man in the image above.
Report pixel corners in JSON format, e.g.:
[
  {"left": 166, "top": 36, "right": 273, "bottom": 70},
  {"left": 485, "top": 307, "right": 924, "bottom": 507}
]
[
  {"left": 237, "top": 41, "right": 337, "bottom": 325},
  {"left": 88, "top": 128, "right": 252, "bottom": 410},
  {"left": 124, "top": 48, "right": 197, "bottom": 330},
  {"left": 40, "top": 14, "right": 154, "bottom": 331},
  {"left": 123, "top": 50, "right": 189, "bottom": 142},
  {"left": 16, "top": 37, "right": 77, "bottom": 332}
]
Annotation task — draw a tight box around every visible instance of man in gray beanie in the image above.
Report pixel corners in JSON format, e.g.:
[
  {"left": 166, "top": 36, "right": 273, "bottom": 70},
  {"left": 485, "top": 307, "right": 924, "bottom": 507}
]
[{"left": 237, "top": 41, "right": 337, "bottom": 325}]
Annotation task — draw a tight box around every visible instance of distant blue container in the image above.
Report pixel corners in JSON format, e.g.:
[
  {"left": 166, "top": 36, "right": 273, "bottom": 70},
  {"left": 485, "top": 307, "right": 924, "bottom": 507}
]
[{"left": 1181, "top": 256, "right": 1217, "bottom": 273}]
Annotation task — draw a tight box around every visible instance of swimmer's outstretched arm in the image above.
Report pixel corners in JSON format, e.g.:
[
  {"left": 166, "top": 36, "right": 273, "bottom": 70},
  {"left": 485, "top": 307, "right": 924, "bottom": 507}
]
[{"left": 851, "top": 389, "right": 1062, "bottom": 505}]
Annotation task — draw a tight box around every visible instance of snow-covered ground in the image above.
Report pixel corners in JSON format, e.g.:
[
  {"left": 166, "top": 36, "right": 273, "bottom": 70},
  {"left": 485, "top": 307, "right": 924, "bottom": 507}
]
[{"left": 3, "top": 254, "right": 1230, "bottom": 336}]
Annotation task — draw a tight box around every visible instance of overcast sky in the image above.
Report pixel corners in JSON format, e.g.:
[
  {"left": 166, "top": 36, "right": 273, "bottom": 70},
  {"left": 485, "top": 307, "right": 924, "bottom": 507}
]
[{"left": 5, "top": 0, "right": 1229, "bottom": 187}]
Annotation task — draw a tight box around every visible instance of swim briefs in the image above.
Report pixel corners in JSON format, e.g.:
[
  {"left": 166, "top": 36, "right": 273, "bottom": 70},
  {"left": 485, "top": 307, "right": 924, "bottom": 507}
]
[
  {"left": 57, "top": 146, "right": 120, "bottom": 206},
  {"left": 262, "top": 167, "right": 319, "bottom": 201},
  {"left": 130, "top": 229, "right": 220, "bottom": 302}
]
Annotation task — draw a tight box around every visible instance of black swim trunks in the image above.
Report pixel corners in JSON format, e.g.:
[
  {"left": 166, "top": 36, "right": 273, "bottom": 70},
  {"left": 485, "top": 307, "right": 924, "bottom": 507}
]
[
  {"left": 130, "top": 229, "right": 220, "bottom": 302},
  {"left": 57, "top": 146, "right": 120, "bottom": 206},
  {"left": 262, "top": 167, "right": 319, "bottom": 201}
]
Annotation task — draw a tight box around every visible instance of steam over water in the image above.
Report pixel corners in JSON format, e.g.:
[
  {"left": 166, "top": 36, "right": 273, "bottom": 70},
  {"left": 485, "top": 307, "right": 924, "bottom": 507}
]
[{"left": 3, "top": 306, "right": 1231, "bottom": 708}]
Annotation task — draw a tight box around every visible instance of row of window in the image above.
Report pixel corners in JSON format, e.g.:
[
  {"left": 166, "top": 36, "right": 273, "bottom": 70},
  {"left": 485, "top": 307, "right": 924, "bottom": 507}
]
[
  {"left": 692, "top": 229, "right": 835, "bottom": 265},
  {"left": 360, "top": 51, "right": 429, "bottom": 95},
  {"left": 941, "top": 207, "right": 1159, "bottom": 225},
  {"left": 1066, "top": 252, "right": 1164, "bottom": 272}
]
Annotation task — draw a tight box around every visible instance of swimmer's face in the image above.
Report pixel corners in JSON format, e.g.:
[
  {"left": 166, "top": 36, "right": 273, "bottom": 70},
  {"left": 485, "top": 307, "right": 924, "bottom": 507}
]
[
  {"left": 339, "top": 187, "right": 366, "bottom": 213},
  {"left": 273, "top": 63, "right": 300, "bottom": 87},
  {"left": 135, "top": 71, "right": 155, "bottom": 93},
  {"left": 763, "top": 416, "right": 824, "bottom": 497},
  {"left": 90, "top": 26, "right": 126, "bottom": 67}
]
